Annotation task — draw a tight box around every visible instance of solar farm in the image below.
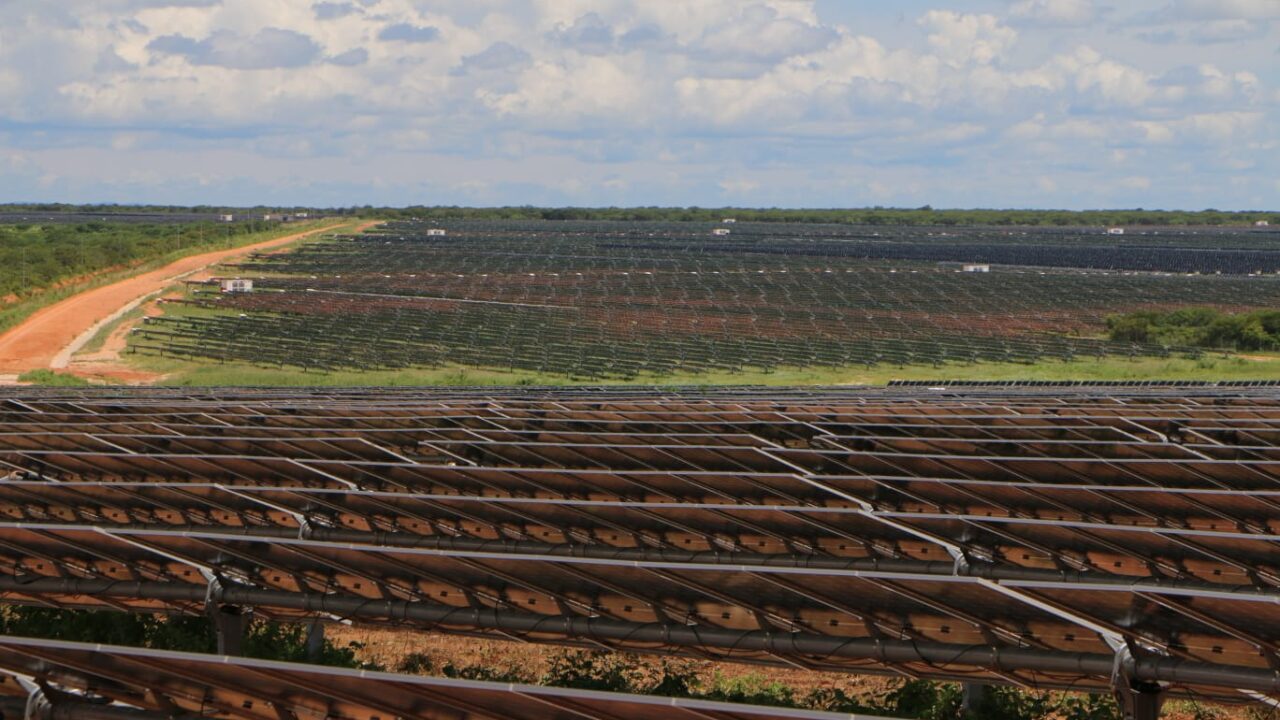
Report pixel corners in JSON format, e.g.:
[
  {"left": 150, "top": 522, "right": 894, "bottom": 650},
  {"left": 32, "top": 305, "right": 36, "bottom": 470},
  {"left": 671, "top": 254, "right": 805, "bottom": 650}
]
[
  {"left": 127, "top": 221, "right": 1280, "bottom": 379},
  {"left": 5, "top": 219, "right": 1280, "bottom": 719},
  {"left": 0, "top": 385, "right": 1278, "bottom": 718}
]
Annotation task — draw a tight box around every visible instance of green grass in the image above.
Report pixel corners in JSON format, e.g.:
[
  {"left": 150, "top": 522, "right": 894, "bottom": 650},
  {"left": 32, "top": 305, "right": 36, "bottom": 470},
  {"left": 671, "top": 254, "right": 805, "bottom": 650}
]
[
  {"left": 17, "top": 369, "right": 92, "bottom": 386},
  {"left": 121, "top": 350, "right": 1280, "bottom": 387}
]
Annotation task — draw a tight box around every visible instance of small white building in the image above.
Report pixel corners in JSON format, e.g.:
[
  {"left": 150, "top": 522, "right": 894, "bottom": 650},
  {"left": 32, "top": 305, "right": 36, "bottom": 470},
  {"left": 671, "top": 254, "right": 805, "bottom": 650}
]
[
  {"left": 220, "top": 278, "right": 254, "bottom": 293},
  {"left": 962, "top": 264, "right": 991, "bottom": 273},
  {"left": 1257, "top": 220, "right": 1271, "bottom": 227},
  {"left": 722, "top": 218, "right": 737, "bottom": 224},
  {"left": 218, "top": 214, "right": 234, "bottom": 222},
  {"left": 1107, "top": 227, "right": 1126, "bottom": 235},
  {"left": 712, "top": 228, "right": 731, "bottom": 236},
  {"left": 295, "top": 212, "right": 310, "bottom": 219},
  {"left": 427, "top": 228, "right": 448, "bottom": 237}
]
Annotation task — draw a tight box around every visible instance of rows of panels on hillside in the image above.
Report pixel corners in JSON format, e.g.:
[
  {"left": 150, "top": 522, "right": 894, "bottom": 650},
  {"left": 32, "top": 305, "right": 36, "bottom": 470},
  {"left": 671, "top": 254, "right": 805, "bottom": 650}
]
[
  {"left": 128, "top": 221, "right": 1280, "bottom": 377},
  {"left": 0, "top": 386, "right": 1275, "bottom": 704}
]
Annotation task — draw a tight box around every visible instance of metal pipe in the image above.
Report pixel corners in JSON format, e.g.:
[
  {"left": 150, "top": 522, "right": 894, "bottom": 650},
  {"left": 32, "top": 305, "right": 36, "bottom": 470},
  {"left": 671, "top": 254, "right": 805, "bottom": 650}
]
[{"left": 1, "top": 576, "right": 1276, "bottom": 694}]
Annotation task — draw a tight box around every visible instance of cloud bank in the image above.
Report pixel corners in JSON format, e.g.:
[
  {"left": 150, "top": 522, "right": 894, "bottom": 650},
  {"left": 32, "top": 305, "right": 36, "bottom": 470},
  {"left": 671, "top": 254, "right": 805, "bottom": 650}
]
[{"left": 0, "top": 0, "right": 1274, "bottom": 209}]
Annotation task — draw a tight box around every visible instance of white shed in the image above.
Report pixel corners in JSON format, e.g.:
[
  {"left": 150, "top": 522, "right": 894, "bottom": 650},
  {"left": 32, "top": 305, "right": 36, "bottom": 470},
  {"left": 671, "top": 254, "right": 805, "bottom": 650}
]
[
  {"left": 722, "top": 218, "right": 737, "bottom": 224},
  {"left": 218, "top": 214, "right": 234, "bottom": 222},
  {"left": 427, "top": 228, "right": 447, "bottom": 237},
  {"left": 1257, "top": 220, "right": 1271, "bottom": 227},
  {"left": 962, "top": 264, "right": 990, "bottom": 273},
  {"left": 712, "top": 228, "right": 731, "bottom": 236},
  {"left": 220, "top": 278, "right": 254, "bottom": 293},
  {"left": 1107, "top": 227, "right": 1126, "bottom": 235}
]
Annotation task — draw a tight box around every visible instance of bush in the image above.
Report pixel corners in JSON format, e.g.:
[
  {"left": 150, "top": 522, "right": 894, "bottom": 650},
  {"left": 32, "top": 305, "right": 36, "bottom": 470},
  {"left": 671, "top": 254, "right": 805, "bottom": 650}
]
[
  {"left": 1107, "top": 307, "right": 1280, "bottom": 351},
  {"left": 17, "top": 369, "right": 91, "bottom": 386},
  {"left": 0, "top": 606, "right": 375, "bottom": 669}
]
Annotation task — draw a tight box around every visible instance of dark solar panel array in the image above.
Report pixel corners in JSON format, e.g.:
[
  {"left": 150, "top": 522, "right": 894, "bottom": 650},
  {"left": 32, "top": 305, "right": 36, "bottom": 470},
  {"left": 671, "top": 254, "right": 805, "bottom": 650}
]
[
  {"left": 0, "top": 386, "right": 1276, "bottom": 708},
  {"left": 0, "top": 637, "right": 866, "bottom": 720}
]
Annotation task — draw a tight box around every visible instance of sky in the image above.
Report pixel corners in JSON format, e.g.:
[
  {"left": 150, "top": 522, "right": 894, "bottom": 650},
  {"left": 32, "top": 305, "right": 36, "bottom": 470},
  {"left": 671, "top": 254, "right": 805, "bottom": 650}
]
[{"left": 0, "top": 0, "right": 1276, "bottom": 210}]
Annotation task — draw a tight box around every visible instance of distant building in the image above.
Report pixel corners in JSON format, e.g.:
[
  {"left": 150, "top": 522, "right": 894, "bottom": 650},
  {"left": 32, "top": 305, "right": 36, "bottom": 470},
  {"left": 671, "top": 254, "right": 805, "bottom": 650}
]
[
  {"left": 220, "top": 278, "right": 254, "bottom": 293},
  {"left": 296, "top": 212, "right": 310, "bottom": 219},
  {"left": 218, "top": 214, "right": 234, "bottom": 222},
  {"left": 427, "top": 228, "right": 447, "bottom": 236},
  {"left": 1257, "top": 220, "right": 1271, "bottom": 227},
  {"left": 1107, "top": 227, "right": 1126, "bottom": 235},
  {"left": 712, "top": 228, "right": 731, "bottom": 236},
  {"left": 962, "top": 264, "right": 991, "bottom": 273},
  {"left": 722, "top": 218, "right": 737, "bottom": 224}
]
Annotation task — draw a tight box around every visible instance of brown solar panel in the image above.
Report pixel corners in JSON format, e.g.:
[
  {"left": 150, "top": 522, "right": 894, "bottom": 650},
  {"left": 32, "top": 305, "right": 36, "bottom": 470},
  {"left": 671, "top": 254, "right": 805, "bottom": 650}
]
[
  {"left": 0, "top": 386, "right": 1275, "bottom": 710},
  {"left": 0, "top": 637, "right": 878, "bottom": 720}
]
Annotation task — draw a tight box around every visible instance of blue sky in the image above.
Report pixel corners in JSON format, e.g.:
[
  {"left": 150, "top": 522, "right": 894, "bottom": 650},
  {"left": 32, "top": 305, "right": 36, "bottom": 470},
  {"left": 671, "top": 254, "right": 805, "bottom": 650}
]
[{"left": 0, "top": 0, "right": 1276, "bottom": 210}]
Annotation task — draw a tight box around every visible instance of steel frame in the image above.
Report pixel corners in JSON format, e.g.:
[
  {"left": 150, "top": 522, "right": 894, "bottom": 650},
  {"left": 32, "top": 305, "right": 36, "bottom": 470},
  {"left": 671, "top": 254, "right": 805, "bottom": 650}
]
[{"left": 0, "top": 386, "right": 1278, "bottom": 715}]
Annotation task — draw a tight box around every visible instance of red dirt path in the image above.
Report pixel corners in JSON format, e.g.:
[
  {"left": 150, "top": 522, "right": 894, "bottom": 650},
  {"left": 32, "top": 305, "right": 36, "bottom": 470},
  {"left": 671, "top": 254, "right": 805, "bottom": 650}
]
[{"left": 0, "top": 221, "right": 369, "bottom": 377}]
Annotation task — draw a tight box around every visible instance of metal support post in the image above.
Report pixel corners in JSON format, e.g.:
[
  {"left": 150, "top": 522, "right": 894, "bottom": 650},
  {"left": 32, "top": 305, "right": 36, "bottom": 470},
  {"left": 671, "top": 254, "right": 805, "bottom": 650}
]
[
  {"left": 1115, "top": 680, "right": 1165, "bottom": 720},
  {"left": 1114, "top": 647, "right": 1166, "bottom": 720},
  {"left": 206, "top": 576, "right": 251, "bottom": 657},
  {"left": 305, "top": 620, "right": 324, "bottom": 663},
  {"left": 961, "top": 683, "right": 987, "bottom": 714},
  {"left": 212, "top": 605, "right": 250, "bottom": 657}
]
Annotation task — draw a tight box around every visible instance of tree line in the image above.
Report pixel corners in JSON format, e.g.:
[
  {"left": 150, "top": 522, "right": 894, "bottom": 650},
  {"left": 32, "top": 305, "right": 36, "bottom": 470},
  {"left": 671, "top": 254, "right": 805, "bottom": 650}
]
[
  {"left": 0, "top": 220, "right": 274, "bottom": 299},
  {"left": 3, "top": 203, "right": 1276, "bottom": 226},
  {"left": 374, "top": 205, "right": 1279, "bottom": 226},
  {"left": 1108, "top": 307, "right": 1280, "bottom": 351}
]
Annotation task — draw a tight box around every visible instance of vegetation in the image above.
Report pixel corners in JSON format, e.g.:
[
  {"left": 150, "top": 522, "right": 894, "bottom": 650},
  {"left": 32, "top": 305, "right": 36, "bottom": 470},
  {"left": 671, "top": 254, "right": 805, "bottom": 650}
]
[
  {"left": 0, "top": 221, "right": 278, "bottom": 299},
  {"left": 127, "top": 352, "right": 1280, "bottom": 387},
  {"left": 368, "top": 205, "right": 1279, "bottom": 227},
  {"left": 16, "top": 369, "right": 92, "bottom": 386},
  {"left": 394, "top": 648, "right": 1124, "bottom": 720},
  {"left": 0, "top": 219, "right": 344, "bottom": 338},
  {"left": 1108, "top": 308, "right": 1280, "bottom": 351},
  {"left": 3, "top": 203, "right": 1276, "bottom": 227},
  {"left": 0, "top": 605, "right": 376, "bottom": 669}
]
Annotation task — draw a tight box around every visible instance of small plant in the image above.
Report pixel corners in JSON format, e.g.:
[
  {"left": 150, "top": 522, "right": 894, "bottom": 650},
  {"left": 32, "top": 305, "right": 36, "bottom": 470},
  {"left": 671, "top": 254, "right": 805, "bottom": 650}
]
[{"left": 17, "top": 369, "right": 91, "bottom": 386}]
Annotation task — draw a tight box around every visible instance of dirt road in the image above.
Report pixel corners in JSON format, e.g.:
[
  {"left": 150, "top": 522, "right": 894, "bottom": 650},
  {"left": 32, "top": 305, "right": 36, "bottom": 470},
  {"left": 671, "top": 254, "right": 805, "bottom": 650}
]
[{"left": 0, "top": 221, "right": 368, "bottom": 376}]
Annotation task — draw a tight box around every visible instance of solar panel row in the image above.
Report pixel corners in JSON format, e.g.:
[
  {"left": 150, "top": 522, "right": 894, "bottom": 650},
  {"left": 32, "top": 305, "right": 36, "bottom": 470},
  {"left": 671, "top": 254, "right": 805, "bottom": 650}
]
[
  {"left": 0, "top": 636, "right": 872, "bottom": 720},
  {"left": 0, "top": 387, "right": 1275, "bottom": 714}
]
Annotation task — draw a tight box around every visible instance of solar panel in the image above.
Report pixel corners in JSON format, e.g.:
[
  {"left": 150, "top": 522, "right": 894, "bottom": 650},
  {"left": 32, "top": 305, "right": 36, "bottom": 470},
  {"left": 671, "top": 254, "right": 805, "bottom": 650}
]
[
  {"left": 0, "top": 636, "right": 883, "bottom": 720},
  {"left": 0, "top": 386, "right": 1276, "bottom": 715}
]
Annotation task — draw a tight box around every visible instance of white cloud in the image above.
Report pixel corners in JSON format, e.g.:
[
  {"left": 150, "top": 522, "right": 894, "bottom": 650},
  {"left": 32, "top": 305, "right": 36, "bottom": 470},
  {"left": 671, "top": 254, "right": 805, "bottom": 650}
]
[
  {"left": 1186, "top": 18, "right": 1270, "bottom": 42},
  {"left": 918, "top": 11, "right": 1017, "bottom": 67},
  {"left": 1154, "top": 0, "right": 1280, "bottom": 20},
  {"left": 1010, "top": 0, "right": 1098, "bottom": 26},
  {"left": 147, "top": 28, "right": 322, "bottom": 69},
  {"left": 0, "top": 0, "right": 1272, "bottom": 210},
  {"left": 377, "top": 23, "right": 441, "bottom": 44}
]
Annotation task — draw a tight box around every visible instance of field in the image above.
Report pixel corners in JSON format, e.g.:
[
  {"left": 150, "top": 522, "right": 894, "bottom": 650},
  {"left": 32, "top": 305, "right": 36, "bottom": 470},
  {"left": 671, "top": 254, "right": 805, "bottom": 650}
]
[{"left": 123, "top": 219, "right": 1280, "bottom": 383}]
